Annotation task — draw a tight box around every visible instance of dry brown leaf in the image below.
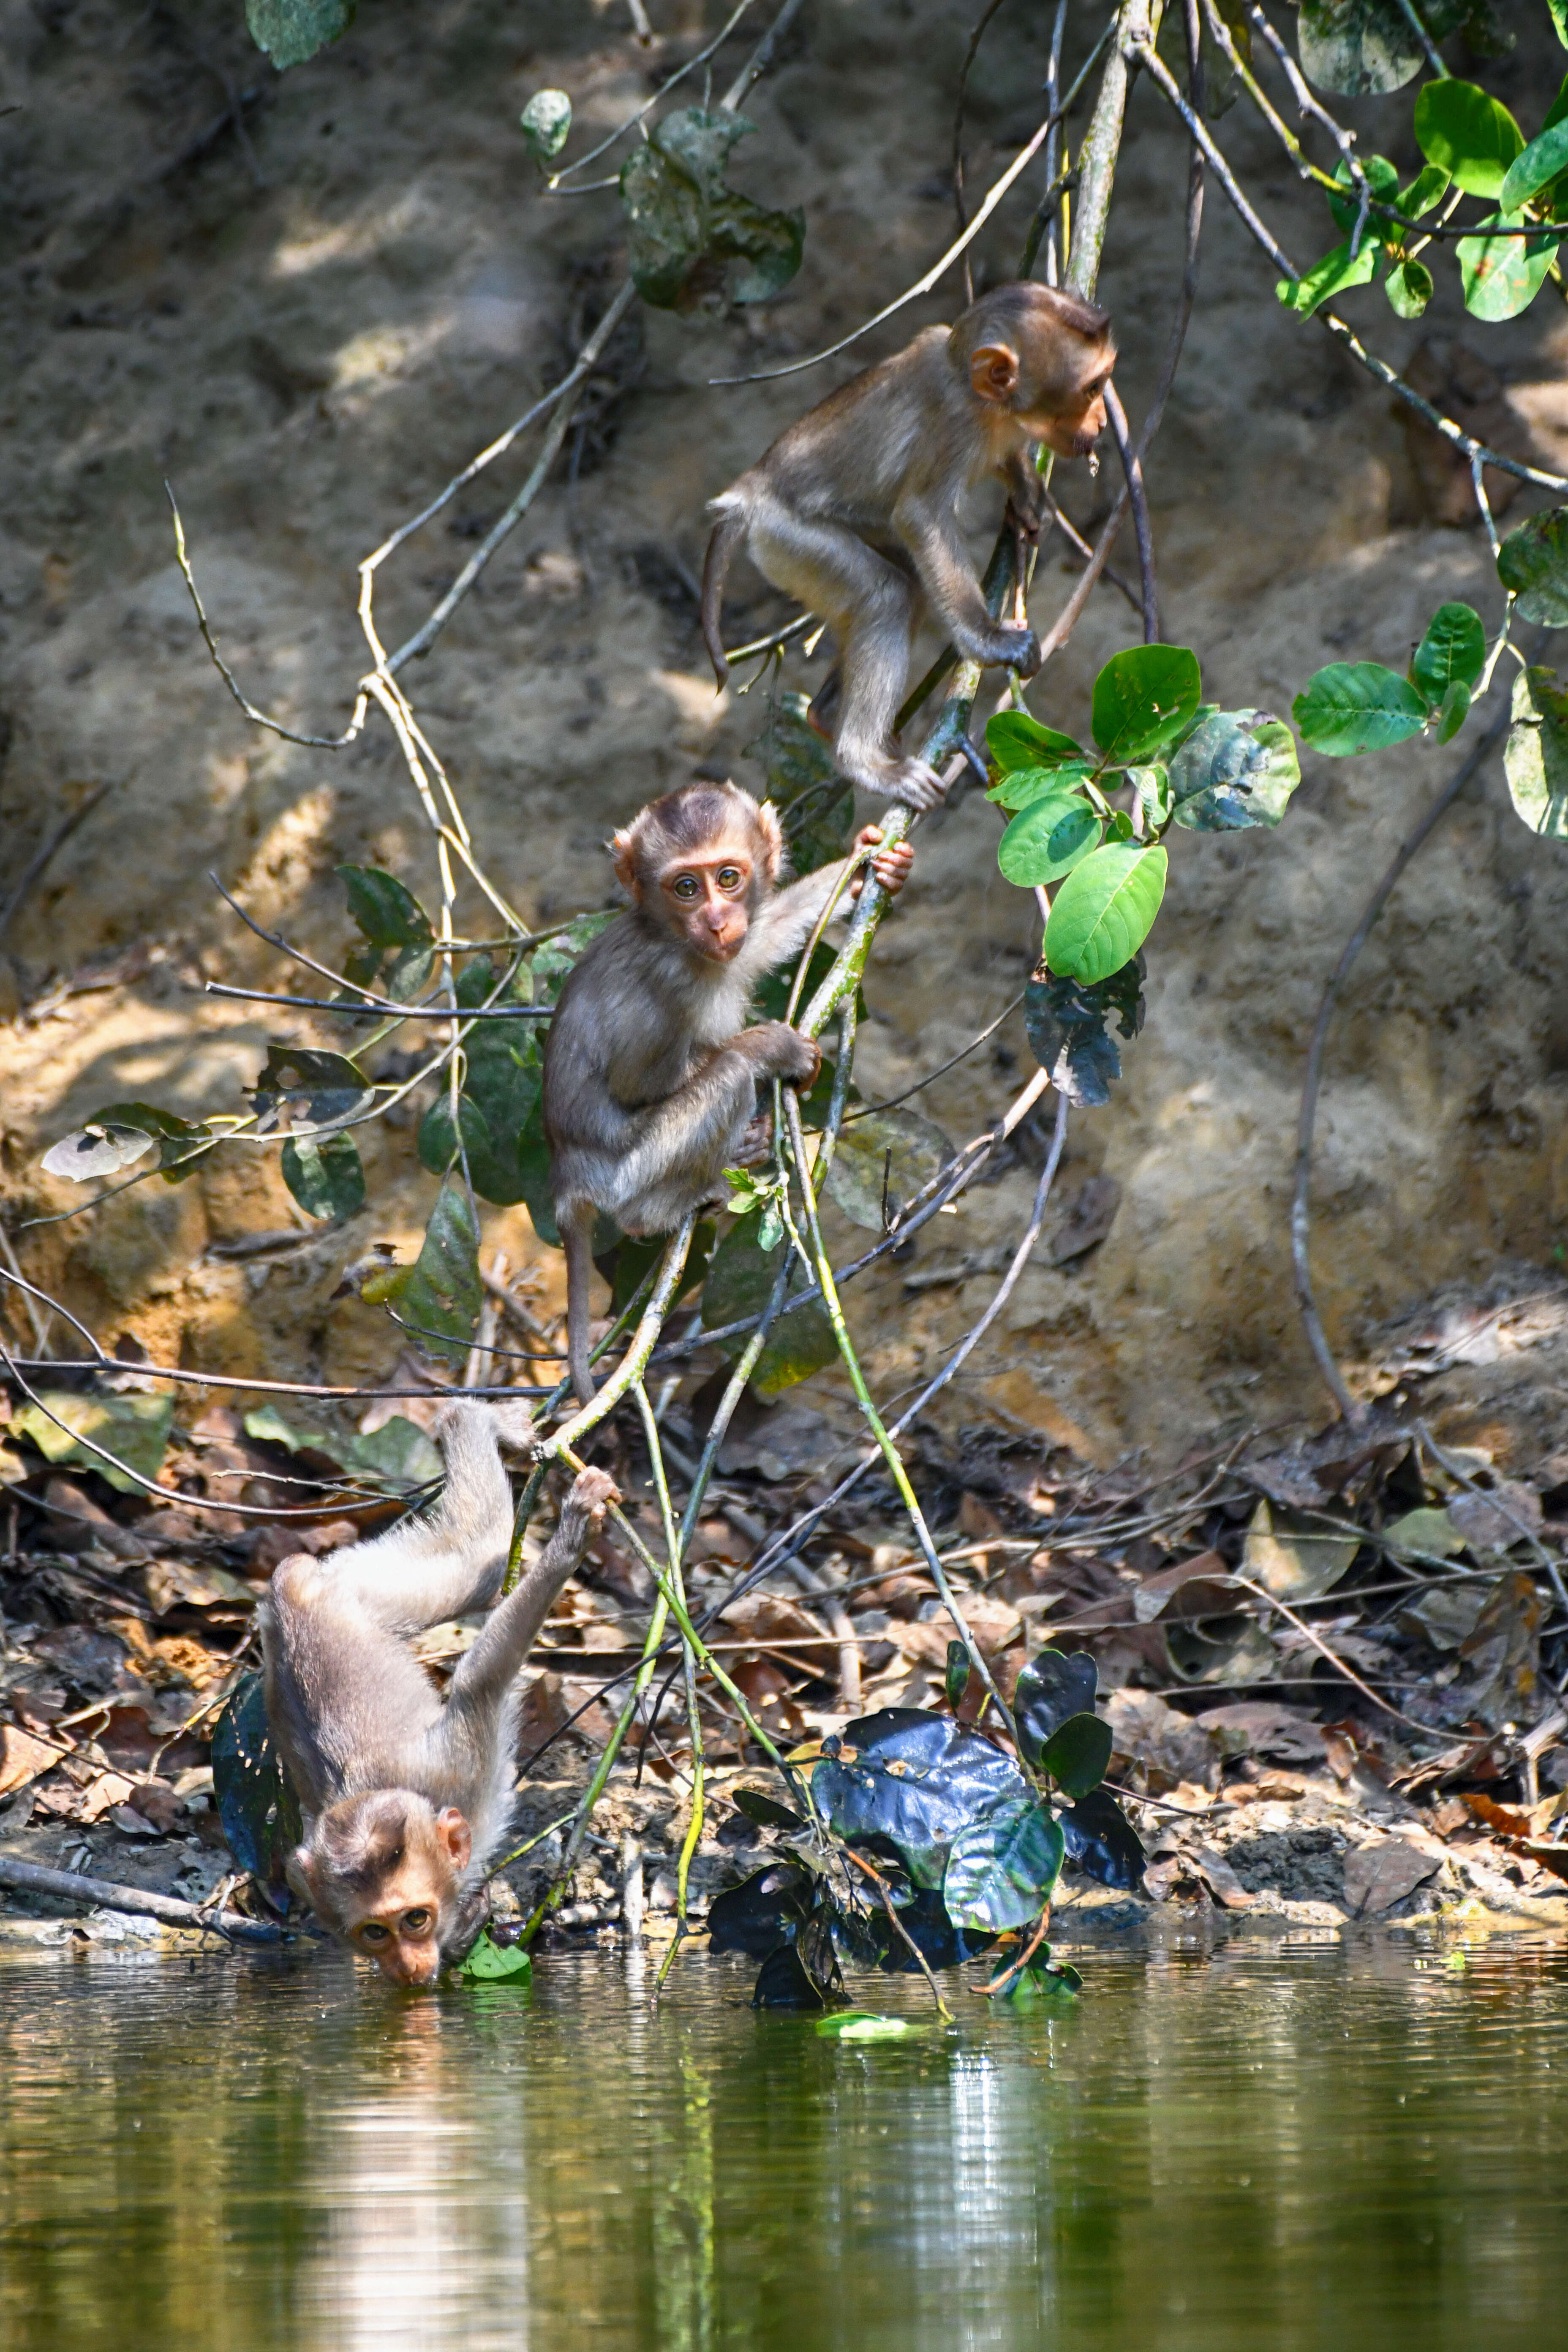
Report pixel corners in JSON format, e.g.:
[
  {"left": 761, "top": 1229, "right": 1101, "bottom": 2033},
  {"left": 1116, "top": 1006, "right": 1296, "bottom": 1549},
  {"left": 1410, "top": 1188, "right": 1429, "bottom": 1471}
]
[{"left": 0, "top": 1723, "right": 60, "bottom": 1798}]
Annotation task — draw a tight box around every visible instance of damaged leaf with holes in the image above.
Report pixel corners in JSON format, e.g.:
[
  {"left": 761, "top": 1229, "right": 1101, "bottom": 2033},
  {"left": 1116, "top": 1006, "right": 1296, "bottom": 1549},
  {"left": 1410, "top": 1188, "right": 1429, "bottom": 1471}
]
[
  {"left": 823, "top": 1107, "right": 954, "bottom": 1233},
  {"left": 41, "top": 1100, "right": 213, "bottom": 1185},
  {"left": 620, "top": 108, "right": 805, "bottom": 313},
  {"left": 1024, "top": 956, "right": 1145, "bottom": 1109},
  {"left": 211, "top": 1672, "right": 303, "bottom": 1902}
]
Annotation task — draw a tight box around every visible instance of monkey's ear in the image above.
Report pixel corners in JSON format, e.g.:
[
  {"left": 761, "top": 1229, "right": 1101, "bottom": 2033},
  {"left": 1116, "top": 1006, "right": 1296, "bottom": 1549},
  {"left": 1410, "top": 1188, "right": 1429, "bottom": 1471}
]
[
  {"left": 969, "top": 342, "right": 1021, "bottom": 404},
  {"left": 756, "top": 799, "right": 786, "bottom": 883},
  {"left": 436, "top": 1806, "right": 472, "bottom": 1873},
  {"left": 609, "top": 827, "right": 641, "bottom": 901}
]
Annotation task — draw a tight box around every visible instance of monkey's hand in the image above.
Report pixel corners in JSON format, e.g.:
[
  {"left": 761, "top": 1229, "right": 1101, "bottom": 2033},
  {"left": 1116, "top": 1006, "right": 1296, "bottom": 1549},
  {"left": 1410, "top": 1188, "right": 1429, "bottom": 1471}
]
[
  {"left": 558, "top": 1465, "right": 620, "bottom": 1551},
  {"left": 734, "top": 1113, "right": 774, "bottom": 1167},
  {"left": 743, "top": 1020, "right": 822, "bottom": 1091},
  {"left": 991, "top": 624, "right": 1041, "bottom": 680},
  {"left": 1005, "top": 484, "right": 1047, "bottom": 545},
  {"left": 849, "top": 827, "right": 914, "bottom": 902}
]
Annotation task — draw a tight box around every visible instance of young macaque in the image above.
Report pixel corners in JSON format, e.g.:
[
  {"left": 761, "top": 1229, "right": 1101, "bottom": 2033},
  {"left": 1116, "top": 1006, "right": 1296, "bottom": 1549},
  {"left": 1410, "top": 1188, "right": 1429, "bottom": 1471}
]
[
  {"left": 259, "top": 1401, "right": 617, "bottom": 1985},
  {"left": 543, "top": 779, "right": 912, "bottom": 1403},
  {"left": 702, "top": 280, "right": 1115, "bottom": 808}
]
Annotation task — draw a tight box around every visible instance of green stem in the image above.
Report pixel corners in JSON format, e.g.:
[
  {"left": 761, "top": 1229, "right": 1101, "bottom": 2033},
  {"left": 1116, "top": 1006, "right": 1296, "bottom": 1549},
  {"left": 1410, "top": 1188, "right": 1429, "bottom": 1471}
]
[
  {"left": 780, "top": 1090, "right": 1016, "bottom": 1739},
  {"left": 540, "top": 1217, "right": 697, "bottom": 1458}
]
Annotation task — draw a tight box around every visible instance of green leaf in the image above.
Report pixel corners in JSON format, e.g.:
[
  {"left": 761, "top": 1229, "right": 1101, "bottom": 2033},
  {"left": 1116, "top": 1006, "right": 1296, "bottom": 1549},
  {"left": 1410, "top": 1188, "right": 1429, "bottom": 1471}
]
[
  {"left": 1504, "top": 664, "right": 1568, "bottom": 838},
  {"left": 1415, "top": 79, "right": 1524, "bottom": 198},
  {"left": 1457, "top": 215, "right": 1559, "bottom": 321},
  {"left": 280, "top": 1132, "right": 365, "bottom": 1221},
  {"left": 986, "top": 759, "right": 1098, "bottom": 812},
  {"left": 1277, "top": 235, "right": 1381, "bottom": 317},
  {"left": 701, "top": 1217, "right": 836, "bottom": 1392},
  {"left": 1091, "top": 645, "right": 1203, "bottom": 765},
  {"left": 620, "top": 107, "right": 804, "bottom": 313},
  {"left": 520, "top": 90, "right": 572, "bottom": 166},
  {"left": 531, "top": 913, "right": 615, "bottom": 1004},
  {"left": 1498, "top": 506, "right": 1568, "bottom": 626},
  {"left": 943, "top": 1797, "right": 1065, "bottom": 1932},
  {"left": 251, "top": 1046, "right": 376, "bottom": 1138},
  {"left": 335, "top": 865, "right": 433, "bottom": 950},
  {"left": 245, "top": 0, "right": 354, "bottom": 70},
  {"left": 1385, "top": 257, "right": 1433, "bottom": 318},
  {"left": 1023, "top": 957, "right": 1145, "bottom": 1108},
  {"left": 458, "top": 1932, "right": 533, "bottom": 1983},
  {"left": 944, "top": 1640, "right": 971, "bottom": 1712},
  {"left": 990, "top": 1951, "right": 1082, "bottom": 2001},
  {"left": 1291, "top": 662, "right": 1428, "bottom": 755},
  {"left": 41, "top": 1100, "right": 212, "bottom": 1184},
  {"left": 1130, "top": 764, "right": 1174, "bottom": 831},
  {"left": 12, "top": 1390, "right": 174, "bottom": 1494},
  {"left": 1242, "top": 1497, "right": 1361, "bottom": 1600},
  {"left": 1168, "top": 709, "right": 1301, "bottom": 830},
  {"left": 1437, "top": 679, "right": 1473, "bottom": 743},
  {"left": 1398, "top": 162, "right": 1451, "bottom": 218},
  {"left": 996, "top": 791, "right": 1102, "bottom": 885},
  {"left": 1297, "top": 0, "right": 1424, "bottom": 96},
  {"left": 1499, "top": 120, "right": 1568, "bottom": 212},
  {"left": 1326, "top": 152, "right": 1400, "bottom": 236},
  {"left": 396, "top": 1184, "right": 482, "bottom": 1369},
  {"left": 824, "top": 1108, "right": 954, "bottom": 1233},
  {"left": 984, "top": 710, "right": 1086, "bottom": 773},
  {"left": 1043, "top": 845, "right": 1168, "bottom": 985},
  {"left": 1037, "top": 1710, "right": 1113, "bottom": 1799},
  {"left": 1411, "top": 603, "right": 1486, "bottom": 705},
  {"left": 731, "top": 1786, "right": 807, "bottom": 1832},
  {"left": 814, "top": 2011, "right": 915, "bottom": 2039},
  {"left": 1553, "top": 0, "right": 1568, "bottom": 49},
  {"left": 241, "top": 1405, "right": 440, "bottom": 1493}
]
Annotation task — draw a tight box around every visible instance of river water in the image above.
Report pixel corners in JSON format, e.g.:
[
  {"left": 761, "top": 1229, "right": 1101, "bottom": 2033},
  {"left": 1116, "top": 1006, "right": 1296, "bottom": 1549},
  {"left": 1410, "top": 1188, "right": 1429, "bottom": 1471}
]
[{"left": 0, "top": 1932, "right": 1563, "bottom": 2351}]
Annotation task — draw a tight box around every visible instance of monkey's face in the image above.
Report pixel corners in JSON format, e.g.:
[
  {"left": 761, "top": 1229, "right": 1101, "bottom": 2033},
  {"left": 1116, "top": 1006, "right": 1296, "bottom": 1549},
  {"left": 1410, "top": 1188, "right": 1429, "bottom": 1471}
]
[
  {"left": 1025, "top": 358, "right": 1114, "bottom": 462},
  {"left": 338, "top": 1807, "right": 472, "bottom": 1986},
  {"left": 659, "top": 844, "right": 756, "bottom": 962}
]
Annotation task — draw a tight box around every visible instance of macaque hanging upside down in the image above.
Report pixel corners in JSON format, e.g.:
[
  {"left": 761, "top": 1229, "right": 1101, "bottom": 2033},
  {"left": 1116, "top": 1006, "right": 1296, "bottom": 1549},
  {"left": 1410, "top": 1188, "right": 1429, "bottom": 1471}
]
[
  {"left": 702, "top": 279, "right": 1115, "bottom": 809},
  {"left": 260, "top": 1402, "right": 617, "bottom": 1985},
  {"left": 543, "top": 779, "right": 912, "bottom": 1403}
]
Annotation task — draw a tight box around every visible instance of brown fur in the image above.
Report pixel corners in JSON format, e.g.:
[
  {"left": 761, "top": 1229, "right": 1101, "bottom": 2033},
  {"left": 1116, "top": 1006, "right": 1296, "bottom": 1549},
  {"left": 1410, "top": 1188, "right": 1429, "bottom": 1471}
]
[{"left": 702, "top": 280, "right": 1115, "bottom": 806}]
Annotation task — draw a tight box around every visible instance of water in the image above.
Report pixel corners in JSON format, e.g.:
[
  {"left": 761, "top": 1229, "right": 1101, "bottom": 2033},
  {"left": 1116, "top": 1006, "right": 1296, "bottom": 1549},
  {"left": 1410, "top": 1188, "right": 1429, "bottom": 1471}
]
[{"left": 0, "top": 1933, "right": 1564, "bottom": 2352}]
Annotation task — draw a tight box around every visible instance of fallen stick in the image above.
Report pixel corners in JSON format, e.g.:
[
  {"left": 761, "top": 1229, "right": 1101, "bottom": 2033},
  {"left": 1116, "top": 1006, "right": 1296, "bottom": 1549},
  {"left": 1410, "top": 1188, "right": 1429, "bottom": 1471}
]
[{"left": 0, "top": 1854, "right": 299, "bottom": 1946}]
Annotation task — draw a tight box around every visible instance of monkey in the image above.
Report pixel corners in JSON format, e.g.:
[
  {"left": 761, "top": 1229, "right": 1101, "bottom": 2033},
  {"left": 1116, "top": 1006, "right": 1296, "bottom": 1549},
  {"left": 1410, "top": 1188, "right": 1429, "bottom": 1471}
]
[
  {"left": 542, "top": 779, "right": 913, "bottom": 1404},
  {"left": 702, "top": 279, "right": 1116, "bottom": 810},
  {"left": 258, "top": 1399, "right": 618, "bottom": 1985}
]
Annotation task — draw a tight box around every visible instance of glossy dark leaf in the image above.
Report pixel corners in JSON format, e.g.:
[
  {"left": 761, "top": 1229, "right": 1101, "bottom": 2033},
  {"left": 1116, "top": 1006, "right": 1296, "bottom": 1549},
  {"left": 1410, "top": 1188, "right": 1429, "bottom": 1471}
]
[
  {"left": 730, "top": 1788, "right": 808, "bottom": 1834},
  {"left": 864, "top": 1886, "right": 999, "bottom": 1973},
  {"left": 1059, "top": 1787, "right": 1146, "bottom": 1890},
  {"left": 335, "top": 863, "right": 433, "bottom": 950},
  {"left": 752, "top": 1942, "right": 835, "bottom": 2009},
  {"left": 992, "top": 1951, "right": 1083, "bottom": 2001},
  {"left": 1014, "top": 1648, "right": 1099, "bottom": 1768},
  {"left": 1091, "top": 644, "right": 1203, "bottom": 765},
  {"left": 944, "top": 1796, "right": 1065, "bottom": 1930},
  {"left": 280, "top": 1132, "right": 365, "bottom": 1221},
  {"left": 707, "top": 1861, "right": 816, "bottom": 1958},
  {"left": 251, "top": 1045, "right": 376, "bottom": 1139},
  {"left": 1037, "top": 1710, "right": 1113, "bottom": 1800},
  {"left": 210, "top": 1672, "right": 303, "bottom": 1889},
  {"left": 396, "top": 1182, "right": 482, "bottom": 1368},
  {"left": 1023, "top": 957, "right": 1145, "bottom": 1109},
  {"left": 814, "top": 1709, "right": 1025, "bottom": 1888},
  {"left": 621, "top": 107, "right": 804, "bottom": 313}
]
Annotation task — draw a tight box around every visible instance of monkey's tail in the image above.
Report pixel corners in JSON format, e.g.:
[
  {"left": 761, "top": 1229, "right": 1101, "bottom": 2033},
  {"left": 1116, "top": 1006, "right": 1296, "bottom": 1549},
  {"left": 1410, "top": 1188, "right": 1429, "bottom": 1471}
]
[
  {"left": 701, "top": 502, "right": 745, "bottom": 688},
  {"left": 562, "top": 1203, "right": 599, "bottom": 1407}
]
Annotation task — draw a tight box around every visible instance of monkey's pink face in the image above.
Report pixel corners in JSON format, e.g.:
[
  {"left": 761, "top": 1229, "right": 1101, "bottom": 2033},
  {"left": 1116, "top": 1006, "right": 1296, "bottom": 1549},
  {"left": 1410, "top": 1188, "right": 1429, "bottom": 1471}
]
[
  {"left": 661, "top": 846, "right": 754, "bottom": 961},
  {"left": 341, "top": 1807, "right": 471, "bottom": 1987}
]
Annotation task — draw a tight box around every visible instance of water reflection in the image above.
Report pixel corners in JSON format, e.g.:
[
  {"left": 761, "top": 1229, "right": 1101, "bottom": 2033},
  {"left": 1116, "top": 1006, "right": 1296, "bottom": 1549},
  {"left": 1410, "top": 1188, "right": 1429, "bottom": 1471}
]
[{"left": 1, "top": 1936, "right": 1566, "bottom": 2352}]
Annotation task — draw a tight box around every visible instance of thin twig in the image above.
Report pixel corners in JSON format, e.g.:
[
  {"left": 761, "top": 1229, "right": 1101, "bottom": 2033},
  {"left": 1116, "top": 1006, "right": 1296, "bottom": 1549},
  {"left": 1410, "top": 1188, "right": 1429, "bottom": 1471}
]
[
  {"left": 0, "top": 782, "right": 112, "bottom": 950},
  {"left": 0, "top": 1854, "right": 298, "bottom": 1945},
  {"left": 1105, "top": 381, "right": 1158, "bottom": 641}
]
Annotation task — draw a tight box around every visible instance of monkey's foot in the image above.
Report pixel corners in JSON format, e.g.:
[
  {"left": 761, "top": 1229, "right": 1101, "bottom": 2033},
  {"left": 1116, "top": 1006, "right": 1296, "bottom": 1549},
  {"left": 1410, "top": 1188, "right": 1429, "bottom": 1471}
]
[
  {"left": 733, "top": 1114, "right": 774, "bottom": 1167},
  {"left": 875, "top": 756, "right": 948, "bottom": 812},
  {"left": 559, "top": 1465, "right": 621, "bottom": 1548}
]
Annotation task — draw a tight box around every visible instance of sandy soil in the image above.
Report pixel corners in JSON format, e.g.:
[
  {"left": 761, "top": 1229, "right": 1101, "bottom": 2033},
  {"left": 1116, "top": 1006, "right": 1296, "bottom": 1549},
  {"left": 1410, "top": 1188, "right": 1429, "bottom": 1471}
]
[{"left": 3, "top": 0, "right": 1568, "bottom": 1469}]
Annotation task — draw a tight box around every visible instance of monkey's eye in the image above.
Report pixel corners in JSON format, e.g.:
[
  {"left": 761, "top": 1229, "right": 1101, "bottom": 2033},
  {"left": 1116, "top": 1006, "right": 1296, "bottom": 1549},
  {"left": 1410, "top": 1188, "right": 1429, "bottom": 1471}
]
[
  {"left": 672, "top": 875, "right": 700, "bottom": 899},
  {"left": 402, "top": 1908, "right": 432, "bottom": 1934},
  {"left": 359, "top": 1922, "right": 390, "bottom": 1946},
  {"left": 716, "top": 866, "right": 743, "bottom": 890}
]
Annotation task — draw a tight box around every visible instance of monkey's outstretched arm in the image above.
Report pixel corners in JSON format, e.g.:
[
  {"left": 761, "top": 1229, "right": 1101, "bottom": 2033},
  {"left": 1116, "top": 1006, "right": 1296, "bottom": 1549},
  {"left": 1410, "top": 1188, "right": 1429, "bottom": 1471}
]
[
  {"left": 893, "top": 495, "right": 1039, "bottom": 672},
  {"left": 444, "top": 1467, "right": 619, "bottom": 1716}
]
